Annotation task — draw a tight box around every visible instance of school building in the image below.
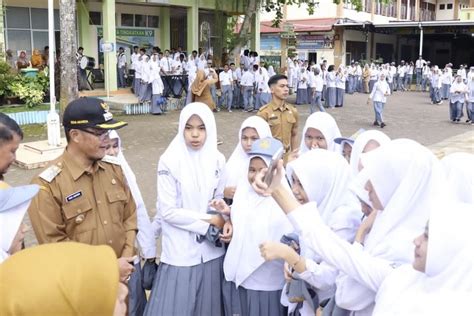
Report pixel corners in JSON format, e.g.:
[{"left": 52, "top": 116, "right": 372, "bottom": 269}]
[
  {"left": 260, "top": 0, "right": 474, "bottom": 68},
  {"left": 0, "top": 0, "right": 249, "bottom": 91}
]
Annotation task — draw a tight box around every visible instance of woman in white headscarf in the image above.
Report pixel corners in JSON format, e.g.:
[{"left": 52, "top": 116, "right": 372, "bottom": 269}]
[
  {"left": 373, "top": 202, "right": 472, "bottom": 315},
  {"left": 0, "top": 183, "right": 39, "bottom": 263},
  {"left": 150, "top": 54, "right": 165, "bottom": 115},
  {"left": 449, "top": 75, "right": 468, "bottom": 122},
  {"left": 222, "top": 138, "right": 293, "bottom": 316},
  {"left": 349, "top": 130, "right": 391, "bottom": 177},
  {"left": 222, "top": 116, "right": 272, "bottom": 202},
  {"left": 138, "top": 55, "right": 152, "bottom": 103},
  {"left": 298, "top": 112, "right": 341, "bottom": 155},
  {"left": 145, "top": 102, "right": 227, "bottom": 316},
  {"left": 441, "top": 152, "right": 474, "bottom": 204},
  {"left": 259, "top": 139, "right": 444, "bottom": 316},
  {"left": 268, "top": 65, "right": 276, "bottom": 77},
  {"left": 263, "top": 149, "right": 361, "bottom": 315}
]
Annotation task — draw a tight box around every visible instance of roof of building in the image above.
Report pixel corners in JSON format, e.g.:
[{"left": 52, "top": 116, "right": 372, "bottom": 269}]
[{"left": 260, "top": 18, "right": 338, "bottom": 33}]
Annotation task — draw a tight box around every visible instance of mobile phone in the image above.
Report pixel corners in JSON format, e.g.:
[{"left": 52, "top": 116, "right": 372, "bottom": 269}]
[{"left": 263, "top": 147, "right": 284, "bottom": 186}]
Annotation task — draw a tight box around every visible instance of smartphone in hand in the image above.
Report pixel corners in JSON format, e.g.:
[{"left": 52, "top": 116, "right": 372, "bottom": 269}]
[{"left": 263, "top": 147, "right": 284, "bottom": 186}]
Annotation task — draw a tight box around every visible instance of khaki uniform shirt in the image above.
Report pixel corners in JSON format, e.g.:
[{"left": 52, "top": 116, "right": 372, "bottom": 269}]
[
  {"left": 257, "top": 100, "right": 299, "bottom": 160},
  {"left": 28, "top": 149, "right": 137, "bottom": 258}
]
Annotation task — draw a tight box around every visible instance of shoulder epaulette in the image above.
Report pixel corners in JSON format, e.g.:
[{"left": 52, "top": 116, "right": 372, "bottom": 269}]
[{"left": 39, "top": 164, "right": 62, "bottom": 183}]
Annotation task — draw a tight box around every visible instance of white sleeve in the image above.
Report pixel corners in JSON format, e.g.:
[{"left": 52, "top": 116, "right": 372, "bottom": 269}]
[
  {"left": 296, "top": 258, "right": 339, "bottom": 291},
  {"left": 335, "top": 266, "right": 377, "bottom": 311},
  {"left": 133, "top": 187, "right": 157, "bottom": 259},
  {"left": 287, "top": 202, "right": 393, "bottom": 293},
  {"left": 154, "top": 160, "right": 211, "bottom": 236}
]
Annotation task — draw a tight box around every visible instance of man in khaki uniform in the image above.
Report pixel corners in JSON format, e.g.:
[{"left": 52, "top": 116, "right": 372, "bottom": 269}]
[
  {"left": 28, "top": 98, "right": 137, "bottom": 283},
  {"left": 257, "top": 74, "right": 299, "bottom": 162}
]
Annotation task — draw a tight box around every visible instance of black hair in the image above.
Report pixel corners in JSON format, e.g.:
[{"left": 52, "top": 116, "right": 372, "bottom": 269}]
[
  {"left": 230, "top": 62, "right": 235, "bottom": 66},
  {"left": 192, "top": 50, "right": 198, "bottom": 54},
  {"left": 0, "top": 113, "right": 23, "bottom": 142},
  {"left": 44, "top": 46, "right": 49, "bottom": 50},
  {"left": 133, "top": 46, "right": 139, "bottom": 49},
  {"left": 165, "top": 49, "right": 170, "bottom": 53},
  {"left": 119, "top": 47, "right": 124, "bottom": 50},
  {"left": 78, "top": 47, "right": 84, "bottom": 51},
  {"left": 179, "top": 53, "right": 185, "bottom": 59},
  {"left": 64, "top": 127, "right": 71, "bottom": 142},
  {"left": 328, "top": 65, "right": 335, "bottom": 72},
  {"left": 140, "top": 48, "right": 146, "bottom": 53},
  {"left": 244, "top": 49, "right": 249, "bottom": 56},
  {"left": 268, "top": 74, "right": 288, "bottom": 87},
  {"left": 253, "top": 64, "right": 259, "bottom": 71}
]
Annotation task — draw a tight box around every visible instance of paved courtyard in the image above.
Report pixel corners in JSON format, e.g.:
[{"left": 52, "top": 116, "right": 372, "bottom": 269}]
[{"left": 6, "top": 90, "right": 472, "bottom": 247}]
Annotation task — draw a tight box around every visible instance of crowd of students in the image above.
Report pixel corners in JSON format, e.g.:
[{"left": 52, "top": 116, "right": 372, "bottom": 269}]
[{"left": 1, "top": 92, "right": 471, "bottom": 316}]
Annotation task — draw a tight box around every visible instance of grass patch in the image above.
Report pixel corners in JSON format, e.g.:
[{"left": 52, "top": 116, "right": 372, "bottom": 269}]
[
  {"left": 0, "top": 103, "right": 54, "bottom": 113},
  {"left": 21, "top": 123, "right": 48, "bottom": 138}
]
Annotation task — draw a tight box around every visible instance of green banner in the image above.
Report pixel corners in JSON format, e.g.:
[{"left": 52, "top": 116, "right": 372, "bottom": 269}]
[{"left": 97, "top": 27, "right": 154, "bottom": 38}]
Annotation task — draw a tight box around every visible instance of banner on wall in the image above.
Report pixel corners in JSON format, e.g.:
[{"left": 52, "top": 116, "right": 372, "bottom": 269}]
[
  {"left": 97, "top": 27, "right": 155, "bottom": 49},
  {"left": 296, "top": 35, "right": 334, "bottom": 50}
]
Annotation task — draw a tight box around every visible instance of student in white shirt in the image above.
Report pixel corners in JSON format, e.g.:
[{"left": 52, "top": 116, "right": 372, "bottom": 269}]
[
  {"left": 150, "top": 54, "right": 165, "bottom": 114},
  {"left": 298, "top": 112, "right": 341, "bottom": 156},
  {"left": 105, "top": 131, "right": 158, "bottom": 296},
  {"left": 241, "top": 67, "right": 255, "bottom": 112},
  {"left": 138, "top": 55, "right": 152, "bottom": 103},
  {"left": 219, "top": 64, "right": 234, "bottom": 112},
  {"left": 145, "top": 103, "right": 227, "bottom": 316},
  {"left": 368, "top": 73, "right": 390, "bottom": 128},
  {"left": 430, "top": 67, "right": 443, "bottom": 105},
  {"left": 457, "top": 64, "right": 467, "bottom": 83},
  {"left": 405, "top": 61, "right": 414, "bottom": 91},
  {"left": 258, "top": 139, "right": 452, "bottom": 316},
  {"left": 325, "top": 65, "right": 337, "bottom": 108},
  {"left": 254, "top": 65, "right": 271, "bottom": 110},
  {"left": 132, "top": 48, "right": 145, "bottom": 97},
  {"left": 219, "top": 137, "right": 293, "bottom": 316},
  {"left": 296, "top": 67, "right": 309, "bottom": 105},
  {"left": 309, "top": 68, "right": 325, "bottom": 113},
  {"left": 261, "top": 149, "right": 363, "bottom": 315},
  {"left": 231, "top": 63, "right": 243, "bottom": 108},
  {"left": 335, "top": 65, "right": 347, "bottom": 107},
  {"left": 159, "top": 50, "right": 174, "bottom": 75},
  {"left": 117, "top": 47, "right": 127, "bottom": 88},
  {"left": 368, "top": 64, "right": 378, "bottom": 94},
  {"left": 449, "top": 75, "right": 468, "bottom": 123},
  {"left": 222, "top": 116, "right": 272, "bottom": 202},
  {"left": 397, "top": 61, "right": 406, "bottom": 91}
]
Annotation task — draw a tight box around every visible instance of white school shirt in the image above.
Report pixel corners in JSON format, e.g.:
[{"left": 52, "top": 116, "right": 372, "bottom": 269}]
[
  {"left": 117, "top": 53, "right": 127, "bottom": 68},
  {"left": 240, "top": 71, "right": 255, "bottom": 87},
  {"left": 415, "top": 58, "right": 424, "bottom": 69},
  {"left": 468, "top": 71, "right": 474, "bottom": 82},
  {"left": 130, "top": 53, "right": 140, "bottom": 70},
  {"left": 450, "top": 81, "right": 468, "bottom": 103},
  {"left": 326, "top": 72, "right": 336, "bottom": 88},
  {"left": 369, "top": 69, "right": 378, "bottom": 81},
  {"left": 398, "top": 66, "right": 405, "bottom": 77},
  {"left": 356, "top": 65, "right": 362, "bottom": 76},
  {"left": 370, "top": 80, "right": 390, "bottom": 103},
  {"left": 234, "top": 68, "right": 243, "bottom": 82},
  {"left": 441, "top": 71, "right": 452, "bottom": 85},
  {"left": 157, "top": 153, "right": 226, "bottom": 266},
  {"left": 430, "top": 74, "right": 442, "bottom": 89},
  {"left": 457, "top": 68, "right": 467, "bottom": 81},
  {"left": 407, "top": 65, "right": 414, "bottom": 75},
  {"left": 297, "top": 71, "right": 309, "bottom": 89},
  {"left": 335, "top": 73, "right": 346, "bottom": 89},
  {"left": 134, "top": 58, "right": 143, "bottom": 79},
  {"left": 172, "top": 60, "right": 184, "bottom": 75},
  {"left": 219, "top": 70, "right": 233, "bottom": 86},
  {"left": 159, "top": 57, "right": 173, "bottom": 73},
  {"left": 313, "top": 74, "right": 324, "bottom": 92}
]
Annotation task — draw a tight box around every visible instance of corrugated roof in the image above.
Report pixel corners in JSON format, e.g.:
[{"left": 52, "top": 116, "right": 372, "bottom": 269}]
[{"left": 260, "top": 18, "right": 337, "bottom": 33}]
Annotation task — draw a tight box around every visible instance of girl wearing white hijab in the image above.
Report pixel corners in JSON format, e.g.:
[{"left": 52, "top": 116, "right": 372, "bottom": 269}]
[
  {"left": 222, "top": 137, "right": 293, "bottom": 316},
  {"left": 373, "top": 201, "right": 472, "bottom": 315},
  {"left": 150, "top": 55, "right": 165, "bottom": 115},
  {"left": 441, "top": 152, "right": 474, "bottom": 204},
  {"left": 449, "top": 75, "right": 468, "bottom": 123},
  {"left": 349, "top": 130, "right": 391, "bottom": 177},
  {"left": 264, "top": 149, "right": 361, "bottom": 315},
  {"left": 138, "top": 55, "right": 152, "bottom": 103},
  {"left": 145, "top": 102, "right": 226, "bottom": 316},
  {"left": 298, "top": 112, "right": 341, "bottom": 155},
  {"left": 268, "top": 65, "right": 276, "bottom": 77},
  {"left": 259, "top": 139, "right": 444, "bottom": 316},
  {"left": 0, "top": 183, "right": 39, "bottom": 263},
  {"left": 222, "top": 116, "right": 272, "bottom": 201}
]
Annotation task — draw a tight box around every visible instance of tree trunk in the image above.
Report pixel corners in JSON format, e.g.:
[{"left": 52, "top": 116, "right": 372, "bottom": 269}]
[
  {"left": 0, "top": 0, "right": 6, "bottom": 60},
  {"left": 59, "top": 0, "right": 79, "bottom": 113},
  {"left": 231, "top": 0, "right": 260, "bottom": 57}
]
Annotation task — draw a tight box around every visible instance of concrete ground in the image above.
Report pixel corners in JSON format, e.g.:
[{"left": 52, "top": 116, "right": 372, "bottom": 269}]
[{"left": 6, "top": 90, "right": 472, "bottom": 247}]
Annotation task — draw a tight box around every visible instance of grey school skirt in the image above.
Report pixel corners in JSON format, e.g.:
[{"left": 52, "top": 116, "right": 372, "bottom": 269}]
[
  {"left": 144, "top": 255, "right": 224, "bottom": 316},
  {"left": 222, "top": 280, "right": 286, "bottom": 316},
  {"left": 325, "top": 87, "right": 337, "bottom": 108},
  {"left": 296, "top": 88, "right": 308, "bottom": 105}
]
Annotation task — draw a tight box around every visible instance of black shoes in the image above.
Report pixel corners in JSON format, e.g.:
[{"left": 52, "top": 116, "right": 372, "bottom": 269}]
[
  {"left": 373, "top": 121, "right": 380, "bottom": 126},
  {"left": 380, "top": 122, "right": 386, "bottom": 128}
]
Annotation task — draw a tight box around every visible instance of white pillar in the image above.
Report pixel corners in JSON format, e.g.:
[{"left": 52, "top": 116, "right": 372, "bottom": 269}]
[{"left": 47, "top": 0, "right": 61, "bottom": 146}]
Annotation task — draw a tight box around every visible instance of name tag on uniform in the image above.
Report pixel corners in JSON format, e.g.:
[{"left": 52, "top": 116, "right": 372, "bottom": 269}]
[
  {"left": 66, "top": 191, "right": 82, "bottom": 202},
  {"left": 269, "top": 116, "right": 278, "bottom": 120}
]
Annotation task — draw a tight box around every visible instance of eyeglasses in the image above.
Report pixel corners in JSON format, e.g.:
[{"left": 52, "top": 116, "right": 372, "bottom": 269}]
[{"left": 79, "top": 128, "right": 111, "bottom": 140}]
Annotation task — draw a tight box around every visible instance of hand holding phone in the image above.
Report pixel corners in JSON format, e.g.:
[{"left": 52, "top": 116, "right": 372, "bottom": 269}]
[{"left": 263, "top": 147, "right": 284, "bottom": 186}]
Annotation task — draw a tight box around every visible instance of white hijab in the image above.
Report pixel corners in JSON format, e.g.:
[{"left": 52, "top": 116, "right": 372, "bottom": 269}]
[
  {"left": 223, "top": 116, "right": 272, "bottom": 188},
  {"left": 441, "top": 152, "right": 474, "bottom": 204},
  {"left": 268, "top": 65, "right": 276, "bottom": 77},
  {"left": 286, "top": 149, "right": 361, "bottom": 230},
  {"left": 299, "top": 112, "right": 341, "bottom": 154},
  {"left": 0, "top": 184, "right": 39, "bottom": 262},
  {"left": 159, "top": 102, "right": 222, "bottom": 214},
  {"left": 374, "top": 202, "right": 472, "bottom": 315},
  {"left": 358, "top": 139, "right": 445, "bottom": 263},
  {"left": 349, "top": 130, "right": 391, "bottom": 177},
  {"left": 224, "top": 155, "right": 293, "bottom": 287},
  {"left": 108, "top": 131, "right": 157, "bottom": 256}
]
